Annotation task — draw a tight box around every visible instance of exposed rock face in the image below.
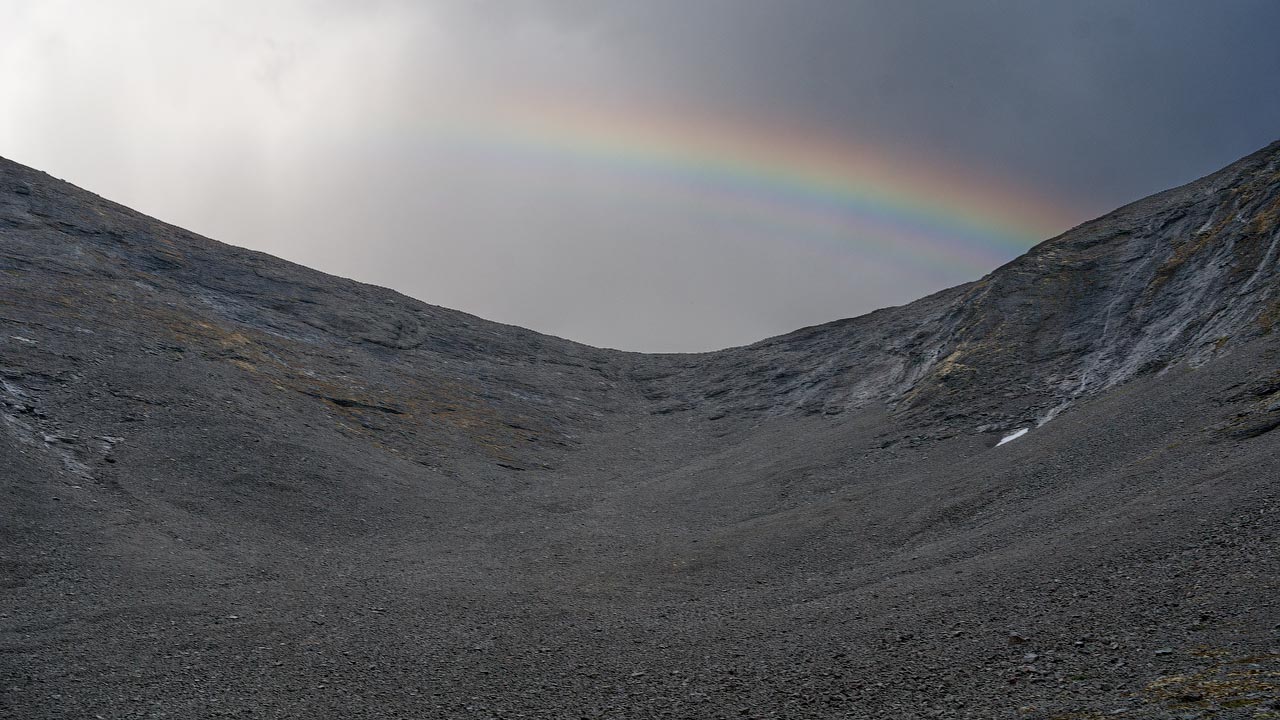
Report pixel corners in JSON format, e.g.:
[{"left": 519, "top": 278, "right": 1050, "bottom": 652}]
[
  {"left": 652, "top": 141, "right": 1280, "bottom": 432},
  {"left": 2, "top": 144, "right": 1278, "bottom": 719}
]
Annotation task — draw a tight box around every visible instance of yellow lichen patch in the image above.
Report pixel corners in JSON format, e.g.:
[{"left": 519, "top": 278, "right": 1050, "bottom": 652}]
[
  {"left": 1247, "top": 192, "right": 1280, "bottom": 237},
  {"left": 1142, "top": 652, "right": 1280, "bottom": 711},
  {"left": 165, "top": 318, "right": 279, "bottom": 372},
  {"left": 164, "top": 316, "right": 258, "bottom": 352},
  {"left": 933, "top": 348, "right": 970, "bottom": 378},
  {"left": 1050, "top": 652, "right": 1280, "bottom": 719},
  {"left": 219, "top": 331, "right": 253, "bottom": 349},
  {"left": 1257, "top": 297, "right": 1280, "bottom": 334},
  {"left": 1147, "top": 673, "right": 1193, "bottom": 691},
  {"left": 1152, "top": 216, "right": 1230, "bottom": 291}
]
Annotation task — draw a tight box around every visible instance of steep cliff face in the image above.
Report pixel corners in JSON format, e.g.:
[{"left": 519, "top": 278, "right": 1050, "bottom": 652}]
[
  {"left": 2, "top": 144, "right": 1278, "bottom": 719},
  {"left": 902, "top": 140, "right": 1280, "bottom": 427}
]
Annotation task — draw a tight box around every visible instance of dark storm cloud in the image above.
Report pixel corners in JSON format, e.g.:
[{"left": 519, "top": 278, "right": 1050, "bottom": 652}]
[
  {"left": 2, "top": 1, "right": 1277, "bottom": 351},
  {"left": 493, "top": 0, "right": 1280, "bottom": 213}
]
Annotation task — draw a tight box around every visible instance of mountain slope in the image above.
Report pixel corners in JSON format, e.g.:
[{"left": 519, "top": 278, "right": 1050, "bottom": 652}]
[
  {"left": 649, "top": 141, "right": 1280, "bottom": 433},
  {"left": 1, "top": 144, "right": 1278, "bottom": 719}
]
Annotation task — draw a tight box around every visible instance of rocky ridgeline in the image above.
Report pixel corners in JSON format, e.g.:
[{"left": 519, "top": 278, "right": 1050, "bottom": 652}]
[{"left": 3, "top": 142, "right": 1278, "bottom": 453}]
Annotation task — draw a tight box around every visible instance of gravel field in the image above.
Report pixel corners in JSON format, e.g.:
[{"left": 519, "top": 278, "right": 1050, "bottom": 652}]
[{"left": 2, "top": 144, "right": 1278, "bottom": 718}]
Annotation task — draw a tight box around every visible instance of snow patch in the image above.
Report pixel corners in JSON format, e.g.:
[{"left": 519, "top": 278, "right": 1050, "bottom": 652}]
[{"left": 996, "top": 428, "right": 1029, "bottom": 446}]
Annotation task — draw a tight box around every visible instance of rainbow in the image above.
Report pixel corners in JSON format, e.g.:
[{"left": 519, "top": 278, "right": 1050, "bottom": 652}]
[{"left": 415, "top": 99, "right": 1084, "bottom": 278}]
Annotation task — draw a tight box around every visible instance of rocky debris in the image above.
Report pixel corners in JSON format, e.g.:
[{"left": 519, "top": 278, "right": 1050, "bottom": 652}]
[{"left": 1, "top": 144, "right": 1279, "bottom": 718}]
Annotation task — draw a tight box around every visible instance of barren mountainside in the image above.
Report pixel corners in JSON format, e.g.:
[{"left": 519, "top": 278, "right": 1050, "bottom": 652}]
[{"left": 2, "top": 143, "right": 1279, "bottom": 719}]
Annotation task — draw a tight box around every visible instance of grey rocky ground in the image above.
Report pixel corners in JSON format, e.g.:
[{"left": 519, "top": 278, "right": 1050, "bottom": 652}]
[{"left": 2, "top": 143, "right": 1279, "bottom": 718}]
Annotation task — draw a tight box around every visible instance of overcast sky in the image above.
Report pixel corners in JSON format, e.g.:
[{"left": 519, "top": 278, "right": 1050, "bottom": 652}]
[{"left": 3, "top": 1, "right": 1278, "bottom": 351}]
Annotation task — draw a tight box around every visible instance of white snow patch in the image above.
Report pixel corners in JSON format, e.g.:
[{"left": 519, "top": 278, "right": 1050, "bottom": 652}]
[{"left": 996, "top": 428, "right": 1029, "bottom": 446}]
